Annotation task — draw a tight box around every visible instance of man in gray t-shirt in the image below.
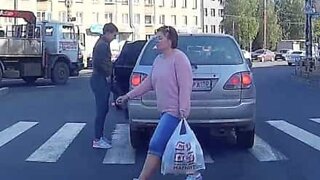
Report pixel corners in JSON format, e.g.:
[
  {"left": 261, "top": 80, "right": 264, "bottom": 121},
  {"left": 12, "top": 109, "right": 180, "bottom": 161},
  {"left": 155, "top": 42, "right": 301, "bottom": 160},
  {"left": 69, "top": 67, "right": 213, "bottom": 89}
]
[{"left": 90, "top": 23, "right": 118, "bottom": 149}]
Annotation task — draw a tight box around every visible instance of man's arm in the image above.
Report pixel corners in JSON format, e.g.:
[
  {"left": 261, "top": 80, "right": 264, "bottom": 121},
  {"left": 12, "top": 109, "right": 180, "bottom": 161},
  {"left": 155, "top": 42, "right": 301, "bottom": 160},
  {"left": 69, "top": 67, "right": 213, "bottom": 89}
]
[{"left": 93, "top": 42, "right": 113, "bottom": 77}]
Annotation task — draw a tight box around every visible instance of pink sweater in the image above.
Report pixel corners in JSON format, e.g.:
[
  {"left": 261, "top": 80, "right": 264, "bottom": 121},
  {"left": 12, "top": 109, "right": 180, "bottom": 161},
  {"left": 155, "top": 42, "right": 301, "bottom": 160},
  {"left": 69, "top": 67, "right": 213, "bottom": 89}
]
[{"left": 127, "top": 49, "right": 193, "bottom": 118}]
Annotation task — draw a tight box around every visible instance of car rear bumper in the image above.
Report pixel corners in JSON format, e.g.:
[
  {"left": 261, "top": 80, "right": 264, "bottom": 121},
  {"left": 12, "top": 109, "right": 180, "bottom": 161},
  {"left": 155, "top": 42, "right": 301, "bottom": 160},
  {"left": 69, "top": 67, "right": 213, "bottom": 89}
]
[{"left": 128, "top": 98, "right": 255, "bottom": 130}]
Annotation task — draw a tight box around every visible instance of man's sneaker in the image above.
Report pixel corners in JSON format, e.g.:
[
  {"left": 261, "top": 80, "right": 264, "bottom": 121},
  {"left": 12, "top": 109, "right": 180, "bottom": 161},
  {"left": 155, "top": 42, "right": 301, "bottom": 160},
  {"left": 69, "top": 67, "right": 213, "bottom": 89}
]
[
  {"left": 93, "top": 138, "right": 112, "bottom": 149},
  {"left": 186, "top": 173, "right": 202, "bottom": 180},
  {"left": 101, "top": 137, "right": 112, "bottom": 144}
]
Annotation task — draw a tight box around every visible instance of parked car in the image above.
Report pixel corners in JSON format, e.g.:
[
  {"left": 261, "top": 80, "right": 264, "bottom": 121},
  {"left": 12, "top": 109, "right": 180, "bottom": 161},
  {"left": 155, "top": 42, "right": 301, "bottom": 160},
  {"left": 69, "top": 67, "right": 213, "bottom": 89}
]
[
  {"left": 275, "top": 49, "right": 292, "bottom": 61},
  {"left": 251, "top": 49, "right": 275, "bottom": 62},
  {"left": 242, "top": 50, "right": 252, "bottom": 68},
  {"left": 285, "top": 50, "right": 305, "bottom": 66},
  {"left": 127, "top": 34, "right": 256, "bottom": 149}
]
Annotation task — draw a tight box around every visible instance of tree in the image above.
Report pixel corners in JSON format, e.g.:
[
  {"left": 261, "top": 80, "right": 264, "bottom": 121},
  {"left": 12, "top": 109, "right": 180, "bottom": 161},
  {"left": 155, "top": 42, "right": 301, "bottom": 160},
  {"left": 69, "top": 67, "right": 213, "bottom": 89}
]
[
  {"left": 252, "top": 0, "right": 281, "bottom": 50},
  {"left": 275, "top": 0, "right": 305, "bottom": 40},
  {"left": 223, "top": 0, "right": 260, "bottom": 50}
]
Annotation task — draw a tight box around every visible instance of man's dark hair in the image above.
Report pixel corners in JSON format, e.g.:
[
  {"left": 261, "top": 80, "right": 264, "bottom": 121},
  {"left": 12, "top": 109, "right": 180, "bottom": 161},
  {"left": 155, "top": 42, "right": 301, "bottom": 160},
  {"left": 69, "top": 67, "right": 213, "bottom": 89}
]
[
  {"left": 155, "top": 25, "right": 178, "bottom": 48},
  {"left": 103, "top": 23, "right": 118, "bottom": 34}
]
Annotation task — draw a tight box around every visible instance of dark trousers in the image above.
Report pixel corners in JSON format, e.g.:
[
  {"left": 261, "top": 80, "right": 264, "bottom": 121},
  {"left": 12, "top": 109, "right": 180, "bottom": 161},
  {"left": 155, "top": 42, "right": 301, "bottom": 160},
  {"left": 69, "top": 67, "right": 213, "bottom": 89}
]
[{"left": 90, "top": 74, "right": 111, "bottom": 139}]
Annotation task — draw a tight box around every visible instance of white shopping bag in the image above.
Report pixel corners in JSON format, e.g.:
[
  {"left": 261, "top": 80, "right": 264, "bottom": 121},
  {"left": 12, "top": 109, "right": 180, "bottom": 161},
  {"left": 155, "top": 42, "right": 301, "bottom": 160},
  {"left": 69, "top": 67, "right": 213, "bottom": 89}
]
[{"left": 161, "top": 118, "right": 206, "bottom": 175}]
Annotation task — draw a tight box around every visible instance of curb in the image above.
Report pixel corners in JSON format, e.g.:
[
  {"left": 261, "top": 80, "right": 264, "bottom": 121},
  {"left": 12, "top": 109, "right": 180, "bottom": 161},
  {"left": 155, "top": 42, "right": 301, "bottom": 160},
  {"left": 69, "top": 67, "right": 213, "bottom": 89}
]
[{"left": 0, "top": 87, "right": 9, "bottom": 97}]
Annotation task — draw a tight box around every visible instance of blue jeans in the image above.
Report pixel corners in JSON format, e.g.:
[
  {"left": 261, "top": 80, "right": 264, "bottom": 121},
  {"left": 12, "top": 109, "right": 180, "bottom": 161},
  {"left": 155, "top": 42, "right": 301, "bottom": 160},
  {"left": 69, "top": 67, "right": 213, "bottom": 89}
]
[
  {"left": 148, "top": 113, "right": 181, "bottom": 158},
  {"left": 90, "top": 74, "right": 111, "bottom": 139}
]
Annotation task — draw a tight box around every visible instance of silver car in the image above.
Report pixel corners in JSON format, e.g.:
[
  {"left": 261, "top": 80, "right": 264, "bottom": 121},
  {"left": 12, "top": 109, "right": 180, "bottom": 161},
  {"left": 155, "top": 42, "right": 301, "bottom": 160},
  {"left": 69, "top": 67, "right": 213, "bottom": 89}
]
[{"left": 128, "top": 34, "right": 256, "bottom": 149}]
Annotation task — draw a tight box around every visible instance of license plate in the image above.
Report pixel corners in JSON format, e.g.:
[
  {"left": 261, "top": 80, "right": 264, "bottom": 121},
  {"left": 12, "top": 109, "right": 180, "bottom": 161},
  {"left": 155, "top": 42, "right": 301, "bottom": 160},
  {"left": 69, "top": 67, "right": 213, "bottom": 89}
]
[{"left": 192, "top": 79, "right": 212, "bottom": 91}]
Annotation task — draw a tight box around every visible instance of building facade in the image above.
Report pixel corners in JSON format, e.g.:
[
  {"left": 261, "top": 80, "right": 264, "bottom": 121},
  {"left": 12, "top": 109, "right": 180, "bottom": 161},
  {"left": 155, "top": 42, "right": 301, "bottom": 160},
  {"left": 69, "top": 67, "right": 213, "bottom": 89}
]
[{"left": 203, "top": 0, "right": 224, "bottom": 34}]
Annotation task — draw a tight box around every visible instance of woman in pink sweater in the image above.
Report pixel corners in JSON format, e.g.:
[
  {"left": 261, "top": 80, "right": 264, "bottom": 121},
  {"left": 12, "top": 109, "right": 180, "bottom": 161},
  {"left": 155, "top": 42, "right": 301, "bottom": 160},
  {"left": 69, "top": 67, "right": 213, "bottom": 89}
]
[{"left": 116, "top": 26, "right": 201, "bottom": 180}]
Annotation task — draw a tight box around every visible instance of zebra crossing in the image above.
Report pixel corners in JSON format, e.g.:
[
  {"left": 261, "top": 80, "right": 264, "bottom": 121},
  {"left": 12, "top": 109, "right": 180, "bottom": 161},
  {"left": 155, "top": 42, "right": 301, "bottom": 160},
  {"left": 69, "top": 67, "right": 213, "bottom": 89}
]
[{"left": 1, "top": 118, "right": 320, "bottom": 165}]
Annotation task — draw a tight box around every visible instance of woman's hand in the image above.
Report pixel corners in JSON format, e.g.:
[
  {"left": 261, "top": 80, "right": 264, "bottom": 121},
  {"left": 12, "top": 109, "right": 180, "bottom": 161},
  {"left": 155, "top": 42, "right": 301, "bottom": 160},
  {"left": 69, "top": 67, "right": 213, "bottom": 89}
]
[{"left": 116, "top": 94, "right": 129, "bottom": 105}]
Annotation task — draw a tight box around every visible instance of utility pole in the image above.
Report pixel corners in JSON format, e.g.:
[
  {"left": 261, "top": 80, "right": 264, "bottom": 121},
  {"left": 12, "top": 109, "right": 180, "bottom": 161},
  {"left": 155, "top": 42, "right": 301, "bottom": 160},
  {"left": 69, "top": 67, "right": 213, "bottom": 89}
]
[
  {"left": 13, "top": 0, "right": 17, "bottom": 25},
  {"left": 263, "top": 0, "right": 267, "bottom": 49},
  {"left": 305, "top": 0, "right": 313, "bottom": 72}
]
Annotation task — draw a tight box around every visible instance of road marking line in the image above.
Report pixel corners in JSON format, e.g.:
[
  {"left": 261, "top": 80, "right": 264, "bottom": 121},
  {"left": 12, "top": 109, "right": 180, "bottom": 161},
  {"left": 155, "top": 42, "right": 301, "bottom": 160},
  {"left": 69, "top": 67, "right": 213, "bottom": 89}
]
[
  {"left": 103, "top": 124, "right": 135, "bottom": 164},
  {"left": 36, "top": 85, "right": 55, "bottom": 88},
  {"left": 310, "top": 118, "right": 320, "bottom": 124},
  {"left": 267, "top": 120, "right": 320, "bottom": 151},
  {"left": 249, "top": 135, "right": 287, "bottom": 161},
  {"left": 0, "top": 87, "right": 9, "bottom": 97},
  {"left": 203, "top": 149, "right": 214, "bottom": 163},
  {"left": 26, "top": 123, "right": 86, "bottom": 163},
  {"left": 0, "top": 121, "right": 38, "bottom": 148}
]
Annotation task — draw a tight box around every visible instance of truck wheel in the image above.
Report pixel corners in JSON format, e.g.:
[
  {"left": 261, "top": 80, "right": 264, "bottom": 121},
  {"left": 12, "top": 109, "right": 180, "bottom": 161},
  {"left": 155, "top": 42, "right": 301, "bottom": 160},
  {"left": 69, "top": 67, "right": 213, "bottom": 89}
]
[
  {"left": 236, "top": 128, "right": 255, "bottom": 149},
  {"left": 22, "top": 77, "right": 37, "bottom": 84},
  {"left": 130, "top": 125, "right": 148, "bottom": 149},
  {"left": 51, "top": 61, "right": 69, "bottom": 85}
]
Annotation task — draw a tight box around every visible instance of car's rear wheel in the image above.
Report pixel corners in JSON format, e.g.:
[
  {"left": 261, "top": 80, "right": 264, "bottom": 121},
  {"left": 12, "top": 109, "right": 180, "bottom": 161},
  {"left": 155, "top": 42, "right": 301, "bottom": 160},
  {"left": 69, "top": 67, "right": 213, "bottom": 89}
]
[
  {"left": 130, "top": 125, "right": 148, "bottom": 149},
  {"left": 236, "top": 128, "right": 255, "bottom": 149}
]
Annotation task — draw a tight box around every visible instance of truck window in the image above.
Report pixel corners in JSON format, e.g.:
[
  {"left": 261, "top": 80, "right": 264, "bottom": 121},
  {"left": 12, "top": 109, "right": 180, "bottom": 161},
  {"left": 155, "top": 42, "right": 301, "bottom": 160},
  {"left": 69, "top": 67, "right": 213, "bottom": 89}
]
[
  {"left": 62, "top": 25, "right": 75, "bottom": 40},
  {"left": 45, "top": 27, "right": 53, "bottom": 36}
]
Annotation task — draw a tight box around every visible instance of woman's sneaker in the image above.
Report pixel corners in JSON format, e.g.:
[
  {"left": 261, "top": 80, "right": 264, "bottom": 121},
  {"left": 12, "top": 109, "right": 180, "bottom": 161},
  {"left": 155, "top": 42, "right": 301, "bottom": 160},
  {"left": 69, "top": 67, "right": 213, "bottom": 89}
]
[
  {"left": 186, "top": 173, "right": 202, "bottom": 180},
  {"left": 93, "top": 137, "right": 112, "bottom": 149}
]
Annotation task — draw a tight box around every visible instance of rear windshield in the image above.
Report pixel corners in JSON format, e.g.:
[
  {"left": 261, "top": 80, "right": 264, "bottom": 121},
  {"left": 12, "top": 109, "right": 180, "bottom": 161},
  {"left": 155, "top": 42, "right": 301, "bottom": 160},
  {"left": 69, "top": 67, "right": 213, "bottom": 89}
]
[
  {"left": 292, "top": 51, "right": 303, "bottom": 54},
  {"left": 139, "top": 36, "right": 243, "bottom": 65}
]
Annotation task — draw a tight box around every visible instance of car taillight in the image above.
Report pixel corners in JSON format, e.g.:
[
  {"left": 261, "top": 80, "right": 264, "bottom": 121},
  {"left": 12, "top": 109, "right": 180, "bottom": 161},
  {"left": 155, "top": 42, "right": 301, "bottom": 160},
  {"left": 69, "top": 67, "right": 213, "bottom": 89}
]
[
  {"left": 130, "top": 73, "right": 147, "bottom": 87},
  {"left": 224, "top": 72, "right": 253, "bottom": 90}
]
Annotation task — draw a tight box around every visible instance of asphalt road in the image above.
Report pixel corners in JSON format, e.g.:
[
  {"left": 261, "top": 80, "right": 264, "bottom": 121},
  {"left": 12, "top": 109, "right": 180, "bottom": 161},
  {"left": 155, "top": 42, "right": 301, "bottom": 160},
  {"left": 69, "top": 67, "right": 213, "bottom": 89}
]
[{"left": 1, "top": 61, "right": 320, "bottom": 180}]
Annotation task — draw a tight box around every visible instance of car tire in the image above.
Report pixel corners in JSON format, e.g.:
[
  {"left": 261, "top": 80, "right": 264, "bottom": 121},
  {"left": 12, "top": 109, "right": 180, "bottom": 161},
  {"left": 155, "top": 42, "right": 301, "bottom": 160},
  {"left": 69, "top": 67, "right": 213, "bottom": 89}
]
[
  {"left": 130, "top": 125, "right": 148, "bottom": 149},
  {"left": 236, "top": 128, "right": 255, "bottom": 149},
  {"left": 51, "top": 61, "right": 69, "bottom": 85},
  {"left": 22, "top": 76, "right": 37, "bottom": 84}
]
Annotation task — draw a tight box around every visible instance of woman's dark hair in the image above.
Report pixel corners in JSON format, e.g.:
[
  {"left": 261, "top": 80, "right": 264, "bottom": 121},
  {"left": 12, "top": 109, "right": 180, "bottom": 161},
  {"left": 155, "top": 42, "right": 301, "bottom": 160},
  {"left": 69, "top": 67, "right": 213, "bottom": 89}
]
[{"left": 155, "top": 25, "right": 178, "bottom": 48}]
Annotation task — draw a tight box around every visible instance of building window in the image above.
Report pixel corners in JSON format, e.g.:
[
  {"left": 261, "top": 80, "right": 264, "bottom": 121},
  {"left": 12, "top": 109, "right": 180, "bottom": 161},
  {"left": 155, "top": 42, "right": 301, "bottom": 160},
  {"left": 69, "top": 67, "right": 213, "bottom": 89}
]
[
  {"left": 145, "top": 0, "right": 153, "bottom": 6},
  {"left": 105, "top": 0, "right": 114, "bottom": 4},
  {"left": 75, "top": 0, "right": 84, "bottom": 3},
  {"left": 159, "top": 0, "right": 164, "bottom": 7},
  {"left": 193, "top": 16, "right": 198, "bottom": 26},
  {"left": 92, "top": 12, "right": 100, "bottom": 23},
  {"left": 59, "top": 11, "right": 67, "bottom": 22},
  {"left": 134, "top": 0, "right": 139, "bottom": 4},
  {"left": 204, "top": 8, "right": 208, "bottom": 16},
  {"left": 105, "top": 12, "right": 113, "bottom": 22},
  {"left": 134, "top": 14, "right": 140, "bottom": 24},
  {"left": 122, "top": 0, "right": 128, "bottom": 5},
  {"left": 193, "top": 0, "right": 197, "bottom": 9},
  {"left": 159, "top": 15, "right": 165, "bottom": 24},
  {"left": 219, "top": 25, "right": 224, "bottom": 33},
  {"left": 211, "top": 25, "right": 216, "bottom": 33},
  {"left": 171, "top": 15, "right": 176, "bottom": 25},
  {"left": 182, "top": 0, "right": 187, "bottom": 8},
  {"left": 218, "top": 9, "right": 224, "bottom": 17},
  {"left": 211, "top": 9, "right": 215, "bottom": 17},
  {"left": 205, "top": 25, "right": 208, "bottom": 33},
  {"left": 76, "top": 12, "right": 83, "bottom": 24},
  {"left": 183, "top": 16, "right": 187, "bottom": 26},
  {"left": 171, "top": 0, "right": 176, "bottom": 7},
  {"left": 122, "top": 13, "right": 129, "bottom": 24},
  {"left": 145, "top": 15, "right": 153, "bottom": 25}
]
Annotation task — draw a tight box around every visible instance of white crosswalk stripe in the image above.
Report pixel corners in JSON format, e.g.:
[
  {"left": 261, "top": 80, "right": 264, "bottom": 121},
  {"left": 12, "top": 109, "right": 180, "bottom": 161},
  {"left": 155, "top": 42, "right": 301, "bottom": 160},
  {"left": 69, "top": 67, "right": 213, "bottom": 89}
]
[
  {"left": 249, "top": 135, "right": 287, "bottom": 162},
  {"left": 309, "top": 118, "right": 320, "bottom": 124},
  {"left": 4, "top": 118, "right": 320, "bottom": 164},
  {"left": 267, "top": 120, "right": 320, "bottom": 152},
  {"left": 103, "top": 124, "right": 136, "bottom": 164},
  {"left": 0, "top": 121, "right": 38, "bottom": 148},
  {"left": 26, "top": 123, "right": 86, "bottom": 163}
]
